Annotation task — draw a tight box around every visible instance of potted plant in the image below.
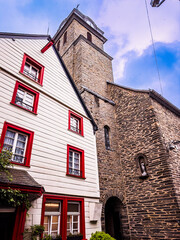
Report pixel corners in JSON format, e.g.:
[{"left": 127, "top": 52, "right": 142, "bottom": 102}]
[
  {"left": 67, "top": 233, "right": 83, "bottom": 240},
  {"left": 42, "top": 234, "right": 62, "bottom": 240},
  {"left": 54, "top": 235, "right": 62, "bottom": 240},
  {"left": 31, "top": 225, "right": 45, "bottom": 240}
]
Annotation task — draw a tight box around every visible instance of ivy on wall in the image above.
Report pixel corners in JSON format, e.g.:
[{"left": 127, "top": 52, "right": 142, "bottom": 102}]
[{"left": 0, "top": 148, "right": 31, "bottom": 210}]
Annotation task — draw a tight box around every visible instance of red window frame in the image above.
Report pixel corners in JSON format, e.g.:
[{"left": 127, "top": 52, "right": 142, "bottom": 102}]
[
  {"left": 68, "top": 110, "right": 84, "bottom": 136},
  {"left": 0, "top": 122, "right": 34, "bottom": 167},
  {"left": 20, "top": 53, "right": 44, "bottom": 85},
  {"left": 41, "top": 194, "right": 85, "bottom": 240},
  {"left": 67, "top": 145, "right": 85, "bottom": 179},
  {"left": 11, "top": 81, "right": 39, "bottom": 114}
]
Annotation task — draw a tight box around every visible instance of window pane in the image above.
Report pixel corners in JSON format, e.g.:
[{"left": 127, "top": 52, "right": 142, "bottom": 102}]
[
  {"left": 45, "top": 203, "right": 60, "bottom": 212},
  {"left": 13, "top": 155, "right": 24, "bottom": 163},
  {"left": 25, "top": 93, "right": 34, "bottom": 105},
  {"left": 4, "top": 138, "right": 14, "bottom": 146},
  {"left": 52, "top": 215, "right": 59, "bottom": 222},
  {"left": 16, "top": 140, "right": 25, "bottom": 149},
  {"left": 31, "top": 67, "right": 38, "bottom": 80},
  {"left": 17, "top": 88, "right": 25, "bottom": 99},
  {"left": 52, "top": 223, "right": 58, "bottom": 231},
  {"left": 68, "top": 203, "right": 79, "bottom": 213},
  {"left": 3, "top": 130, "right": 15, "bottom": 150},
  {"left": 73, "top": 222, "right": 78, "bottom": 230},
  {"left": 18, "top": 134, "right": 26, "bottom": 142},
  {"left": 6, "top": 130, "right": 15, "bottom": 138},
  {"left": 15, "top": 147, "right": 24, "bottom": 155},
  {"left": 24, "top": 63, "right": 30, "bottom": 72},
  {"left": 44, "top": 216, "right": 48, "bottom": 224}
]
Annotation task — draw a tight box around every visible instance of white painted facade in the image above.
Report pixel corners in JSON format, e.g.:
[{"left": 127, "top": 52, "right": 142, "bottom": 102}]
[{"left": 0, "top": 36, "right": 101, "bottom": 239}]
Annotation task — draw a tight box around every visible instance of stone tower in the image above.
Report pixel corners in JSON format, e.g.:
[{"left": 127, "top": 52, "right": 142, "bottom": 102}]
[
  {"left": 54, "top": 8, "right": 180, "bottom": 240},
  {"left": 53, "top": 8, "right": 130, "bottom": 239}
]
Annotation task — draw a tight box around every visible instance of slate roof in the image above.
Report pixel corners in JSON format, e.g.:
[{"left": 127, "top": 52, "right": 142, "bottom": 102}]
[{"left": 0, "top": 168, "right": 43, "bottom": 189}]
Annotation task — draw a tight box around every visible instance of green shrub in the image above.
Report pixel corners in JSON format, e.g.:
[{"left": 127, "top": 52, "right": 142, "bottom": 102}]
[
  {"left": 90, "top": 231, "right": 115, "bottom": 240},
  {"left": 31, "top": 225, "right": 44, "bottom": 240}
]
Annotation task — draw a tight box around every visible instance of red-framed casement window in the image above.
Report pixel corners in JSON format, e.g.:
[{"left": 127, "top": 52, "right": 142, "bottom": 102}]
[
  {"left": 11, "top": 81, "right": 39, "bottom": 114},
  {"left": 41, "top": 195, "right": 85, "bottom": 240},
  {"left": 20, "top": 53, "right": 44, "bottom": 85},
  {"left": 68, "top": 110, "right": 83, "bottom": 136},
  {"left": 67, "top": 145, "right": 85, "bottom": 179},
  {"left": 0, "top": 122, "right": 34, "bottom": 167}
]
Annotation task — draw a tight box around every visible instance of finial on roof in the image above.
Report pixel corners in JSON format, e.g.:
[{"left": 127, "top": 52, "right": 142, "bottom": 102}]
[{"left": 76, "top": 4, "right": 80, "bottom": 9}]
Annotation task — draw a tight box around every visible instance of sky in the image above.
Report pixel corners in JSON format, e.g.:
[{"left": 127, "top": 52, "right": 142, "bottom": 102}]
[{"left": 0, "top": 0, "right": 179, "bottom": 108}]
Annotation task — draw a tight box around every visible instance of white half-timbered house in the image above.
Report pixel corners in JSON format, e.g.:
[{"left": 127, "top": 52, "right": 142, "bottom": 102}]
[{"left": 0, "top": 33, "right": 101, "bottom": 240}]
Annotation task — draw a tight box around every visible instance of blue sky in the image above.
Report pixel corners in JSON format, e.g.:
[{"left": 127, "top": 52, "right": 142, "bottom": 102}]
[{"left": 0, "top": 0, "right": 179, "bottom": 108}]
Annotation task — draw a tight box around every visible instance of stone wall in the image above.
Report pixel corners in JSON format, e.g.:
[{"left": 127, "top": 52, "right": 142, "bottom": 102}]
[
  {"left": 108, "top": 83, "right": 180, "bottom": 239},
  {"left": 152, "top": 99, "right": 180, "bottom": 208},
  {"left": 81, "top": 90, "right": 130, "bottom": 239}
]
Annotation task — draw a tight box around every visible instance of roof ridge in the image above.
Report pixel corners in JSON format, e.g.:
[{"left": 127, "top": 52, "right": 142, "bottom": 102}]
[{"left": 0, "top": 32, "right": 51, "bottom": 40}]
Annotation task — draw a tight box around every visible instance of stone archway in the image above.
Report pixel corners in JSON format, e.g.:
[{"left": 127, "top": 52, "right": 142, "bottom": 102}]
[{"left": 105, "top": 196, "right": 123, "bottom": 240}]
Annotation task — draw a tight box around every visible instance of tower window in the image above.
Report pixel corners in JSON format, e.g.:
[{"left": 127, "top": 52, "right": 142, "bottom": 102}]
[
  {"left": 57, "top": 40, "right": 60, "bottom": 51},
  {"left": 87, "top": 32, "right": 92, "bottom": 42},
  {"left": 63, "top": 32, "right": 67, "bottom": 44},
  {"left": 104, "top": 125, "right": 110, "bottom": 150}
]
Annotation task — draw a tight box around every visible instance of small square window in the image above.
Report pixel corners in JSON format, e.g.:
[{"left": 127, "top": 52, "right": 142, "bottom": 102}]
[
  {"left": 20, "top": 53, "right": 44, "bottom": 85},
  {"left": 68, "top": 111, "right": 83, "bottom": 136},
  {"left": 11, "top": 81, "right": 39, "bottom": 114},
  {"left": 67, "top": 145, "right": 85, "bottom": 179},
  {"left": 0, "top": 122, "right": 34, "bottom": 167}
]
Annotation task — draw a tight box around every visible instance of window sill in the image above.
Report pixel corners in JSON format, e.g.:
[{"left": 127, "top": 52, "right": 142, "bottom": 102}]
[
  {"left": 68, "top": 129, "right": 84, "bottom": 137},
  {"left": 19, "top": 71, "right": 43, "bottom": 86},
  {"left": 10, "top": 102, "right": 37, "bottom": 115},
  {"left": 11, "top": 161, "right": 30, "bottom": 168},
  {"left": 66, "top": 173, "right": 86, "bottom": 179}
]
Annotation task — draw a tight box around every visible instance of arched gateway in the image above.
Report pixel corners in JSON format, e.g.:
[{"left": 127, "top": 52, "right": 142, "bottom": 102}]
[{"left": 105, "top": 197, "right": 123, "bottom": 240}]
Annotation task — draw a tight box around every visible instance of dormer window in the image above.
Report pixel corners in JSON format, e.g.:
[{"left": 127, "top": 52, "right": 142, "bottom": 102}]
[
  {"left": 63, "top": 31, "right": 67, "bottom": 44},
  {"left": 20, "top": 54, "right": 44, "bottom": 85},
  {"left": 87, "top": 32, "right": 92, "bottom": 42}
]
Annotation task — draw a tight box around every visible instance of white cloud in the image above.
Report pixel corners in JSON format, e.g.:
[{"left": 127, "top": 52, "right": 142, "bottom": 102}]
[{"left": 96, "top": 0, "right": 180, "bottom": 82}]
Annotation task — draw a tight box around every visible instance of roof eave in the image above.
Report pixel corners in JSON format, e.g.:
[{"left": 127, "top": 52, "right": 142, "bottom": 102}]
[{"left": 0, "top": 32, "right": 51, "bottom": 40}]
